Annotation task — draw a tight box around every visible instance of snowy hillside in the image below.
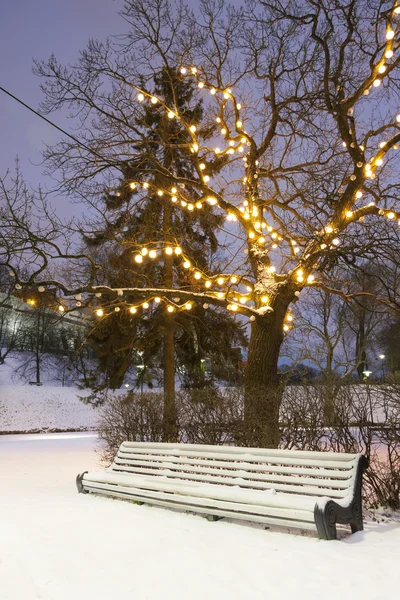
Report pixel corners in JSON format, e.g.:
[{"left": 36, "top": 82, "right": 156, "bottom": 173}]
[{"left": 0, "top": 355, "right": 99, "bottom": 433}]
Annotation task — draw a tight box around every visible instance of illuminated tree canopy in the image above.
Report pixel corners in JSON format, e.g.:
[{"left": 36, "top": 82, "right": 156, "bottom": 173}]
[{"left": 2, "top": 0, "right": 400, "bottom": 444}]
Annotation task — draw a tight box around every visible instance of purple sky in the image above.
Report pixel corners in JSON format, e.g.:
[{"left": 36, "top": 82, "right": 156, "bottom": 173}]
[{"left": 0, "top": 1, "right": 124, "bottom": 196}]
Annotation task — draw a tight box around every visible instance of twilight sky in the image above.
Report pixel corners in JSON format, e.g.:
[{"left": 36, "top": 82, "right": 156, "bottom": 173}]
[{"left": 0, "top": 1, "right": 125, "bottom": 199}]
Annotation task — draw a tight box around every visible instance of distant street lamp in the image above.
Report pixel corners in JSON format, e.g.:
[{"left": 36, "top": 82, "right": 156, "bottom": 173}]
[
  {"left": 378, "top": 354, "right": 386, "bottom": 380},
  {"left": 362, "top": 369, "right": 372, "bottom": 380}
]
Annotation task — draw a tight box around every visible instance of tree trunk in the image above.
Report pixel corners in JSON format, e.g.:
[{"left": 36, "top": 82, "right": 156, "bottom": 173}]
[
  {"left": 161, "top": 196, "right": 177, "bottom": 442},
  {"left": 244, "top": 308, "right": 286, "bottom": 448},
  {"left": 163, "top": 313, "right": 177, "bottom": 441}
]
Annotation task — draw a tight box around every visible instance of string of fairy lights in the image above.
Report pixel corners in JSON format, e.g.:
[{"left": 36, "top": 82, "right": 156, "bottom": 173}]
[{"left": 14, "top": 3, "right": 400, "bottom": 335}]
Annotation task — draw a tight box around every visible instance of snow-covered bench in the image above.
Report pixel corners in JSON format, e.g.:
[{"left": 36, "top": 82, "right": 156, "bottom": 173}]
[{"left": 76, "top": 442, "right": 368, "bottom": 540}]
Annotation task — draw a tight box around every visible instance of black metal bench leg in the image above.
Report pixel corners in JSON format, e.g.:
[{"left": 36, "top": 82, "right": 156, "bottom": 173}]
[
  {"left": 314, "top": 502, "right": 338, "bottom": 540},
  {"left": 76, "top": 471, "right": 89, "bottom": 494},
  {"left": 350, "top": 502, "right": 364, "bottom": 534}
]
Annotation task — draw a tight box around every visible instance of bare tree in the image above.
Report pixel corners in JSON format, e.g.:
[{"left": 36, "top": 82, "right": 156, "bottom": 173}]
[{"left": 2, "top": 0, "right": 400, "bottom": 445}]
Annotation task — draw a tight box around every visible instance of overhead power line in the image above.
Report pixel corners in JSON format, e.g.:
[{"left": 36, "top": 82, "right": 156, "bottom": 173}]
[{"left": 0, "top": 86, "right": 108, "bottom": 163}]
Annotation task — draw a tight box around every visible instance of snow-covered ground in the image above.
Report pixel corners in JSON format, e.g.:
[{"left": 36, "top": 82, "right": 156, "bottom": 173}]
[
  {"left": 0, "top": 384, "right": 98, "bottom": 432},
  {"left": 0, "top": 355, "right": 99, "bottom": 432},
  {"left": 1, "top": 433, "right": 399, "bottom": 599}
]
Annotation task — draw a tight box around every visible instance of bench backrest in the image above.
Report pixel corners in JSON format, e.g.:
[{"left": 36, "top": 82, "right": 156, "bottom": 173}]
[{"left": 109, "top": 442, "right": 363, "bottom": 499}]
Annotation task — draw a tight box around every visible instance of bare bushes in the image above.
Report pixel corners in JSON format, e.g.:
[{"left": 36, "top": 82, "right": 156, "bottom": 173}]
[
  {"left": 280, "top": 384, "right": 400, "bottom": 509},
  {"left": 97, "top": 384, "right": 399, "bottom": 509},
  {"left": 177, "top": 388, "right": 243, "bottom": 445},
  {"left": 98, "top": 392, "right": 164, "bottom": 462}
]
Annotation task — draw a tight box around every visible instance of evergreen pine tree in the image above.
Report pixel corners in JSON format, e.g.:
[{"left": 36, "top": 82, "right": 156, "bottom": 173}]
[{"left": 85, "top": 67, "right": 246, "bottom": 439}]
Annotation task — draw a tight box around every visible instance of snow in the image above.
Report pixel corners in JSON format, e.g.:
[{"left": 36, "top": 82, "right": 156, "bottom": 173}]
[
  {"left": 0, "top": 385, "right": 98, "bottom": 432},
  {"left": 1, "top": 433, "right": 399, "bottom": 600}
]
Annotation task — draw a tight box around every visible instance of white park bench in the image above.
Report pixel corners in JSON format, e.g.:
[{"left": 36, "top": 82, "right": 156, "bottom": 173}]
[{"left": 76, "top": 442, "right": 368, "bottom": 540}]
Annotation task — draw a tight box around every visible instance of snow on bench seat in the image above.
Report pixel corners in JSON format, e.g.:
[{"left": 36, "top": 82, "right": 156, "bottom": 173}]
[{"left": 76, "top": 442, "right": 368, "bottom": 539}]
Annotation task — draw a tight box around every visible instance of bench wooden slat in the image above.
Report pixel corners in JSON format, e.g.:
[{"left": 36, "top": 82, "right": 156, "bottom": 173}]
[
  {"left": 81, "top": 478, "right": 316, "bottom": 521},
  {"left": 113, "top": 456, "right": 354, "bottom": 479},
  {"left": 117, "top": 449, "right": 354, "bottom": 470},
  {"left": 111, "top": 462, "right": 353, "bottom": 491},
  {"left": 82, "top": 485, "right": 317, "bottom": 531},
  {"left": 120, "top": 442, "right": 358, "bottom": 461}
]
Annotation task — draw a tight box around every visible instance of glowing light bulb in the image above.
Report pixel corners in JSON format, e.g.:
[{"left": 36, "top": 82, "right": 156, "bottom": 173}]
[
  {"left": 214, "top": 147, "right": 221, "bottom": 154},
  {"left": 386, "top": 29, "right": 395, "bottom": 40},
  {"left": 149, "top": 250, "right": 157, "bottom": 259},
  {"left": 194, "top": 272, "right": 201, "bottom": 279},
  {"left": 58, "top": 305, "right": 65, "bottom": 312},
  {"left": 199, "top": 163, "right": 206, "bottom": 170},
  {"left": 373, "top": 79, "right": 381, "bottom": 87},
  {"left": 221, "top": 128, "right": 227, "bottom": 135},
  {"left": 346, "top": 211, "right": 354, "bottom": 218},
  {"left": 192, "top": 143, "right": 199, "bottom": 152},
  {"left": 223, "top": 91, "right": 230, "bottom": 99},
  {"left": 283, "top": 325, "right": 289, "bottom": 332},
  {"left": 236, "top": 120, "right": 243, "bottom": 128},
  {"left": 154, "top": 297, "right": 161, "bottom": 303},
  {"left": 332, "top": 238, "right": 340, "bottom": 245},
  {"left": 174, "top": 247, "right": 182, "bottom": 255},
  {"left": 141, "top": 248, "right": 148, "bottom": 256},
  {"left": 261, "top": 296, "right": 269, "bottom": 304},
  {"left": 142, "top": 302, "right": 149, "bottom": 309},
  {"left": 388, "top": 212, "right": 395, "bottom": 219},
  {"left": 204, "top": 175, "right": 210, "bottom": 182},
  {"left": 183, "top": 261, "right": 191, "bottom": 269},
  {"left": 189, "top": 125, "right": 196, "bottom": 133},
  {"left": 205, "top": 281, "right": 211, "bottom": 288},
  {"left": 236, "top": 103, "right": 242, "bottom": 109},
  {"left": 157, "top": 190, "right": 163, "bottom": 196},
  {"left": 168, "top": 111, "right": 175, "bottom": 119},
  {"left": 231, "top": 276, "right": 238, "bottom": 283},
  {"left": 217, "top": 277, "right": 224, "bottom": 285},
  {"left": 376, "top": 158, "right": 383, "bottom": 166},
  {"left": 230, "top": 303, "right": 238, "bottom": 311},
  {"left": 185, "top": 302, "right": 192, "bottom": 310},
  {"left": 130, "top": 182, "right": 136, "bottom": 190},
  {"left": 143, "top": 182, "right": 149, "bottom": 189},
  {"left": 137, "top": 93, "right": 145, "bottom": 102},
  {"left": 151, "top": 96, "right": 158, "bottom": 104},
  {"left": 198, "top": 82, "right": 204, "bottom": 89},
  {"left": 195, "top": 202, "right": 202, "bottom": 209},
  {"left": 167, "top": 305, "right": 175, "bottom": 313},
  {"left": 135, "top": 255, "right": 143, "bottom": 263},
  {"left": 210, "top": 88, "right": 216, "bottom": 95},
  {"left": 180, "top": 67, "right": 187, "bottom": 74},
  {"left": 165, "top": 247, "right": 173, "bottom": 255},
  {"left": 396, "top": 114, "right": 400, "bottom": 123},
  {"left": 386, "top": 50, "right": 394, "bottom": 58},
  {"left": 248, "top": 231, "right": 255, "bottom": 239},
  {"left": 268, "top": 266, "right": 276, "bottom": 273},
  {"left": 217, "top": 292, "right": 224, "bottom": 299},
  {"left": 307, "top": 275, "right": 315, "bottom": 283},
  {"left": 130, "top": 306, "right": 137, "bottom": 314},
  {"left": 96, "top": 309, "right": 103, "bottom": 317},
  {"left": 378, "top": 65, "right": 386, "bottom": 74},
  {"left": 356, "top": 191, "right": 363, "bottom": 199},
  {"left": 171, "top": 196, "right": 177, "bottom": 203},
  {"left": 325, "top": 226, "right": 333, "bottom": 234}
]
